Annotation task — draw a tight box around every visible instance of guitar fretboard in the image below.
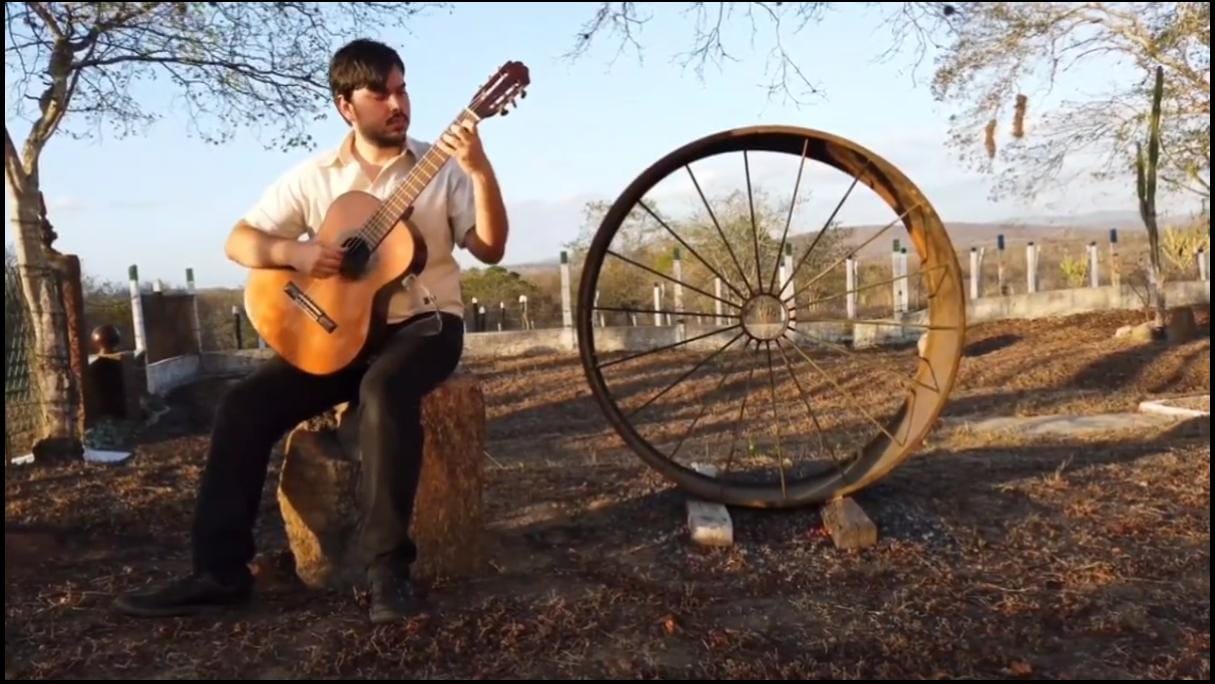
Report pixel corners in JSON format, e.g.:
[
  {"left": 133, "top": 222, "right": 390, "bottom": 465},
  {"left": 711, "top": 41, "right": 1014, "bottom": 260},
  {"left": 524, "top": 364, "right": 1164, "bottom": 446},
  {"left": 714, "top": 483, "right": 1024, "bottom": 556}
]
[{"left": 361, "top": 108, "right": 481, "bottom": 247}]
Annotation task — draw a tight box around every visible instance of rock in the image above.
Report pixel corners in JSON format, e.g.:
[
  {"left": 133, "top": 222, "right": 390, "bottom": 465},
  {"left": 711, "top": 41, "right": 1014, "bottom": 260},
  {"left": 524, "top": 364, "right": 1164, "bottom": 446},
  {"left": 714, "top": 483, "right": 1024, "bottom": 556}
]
[
  {"left": 1166, "top": 307, "right": 1197, "bottom": 343},
  {"left": 1129, "top": 322, "right": 1158, "bottom": 343},
  {"left": 820, "top": 497, "right": 877, "bottom": 550},
  {"left": 276, "top": 373, "right": 489, "bottom": 590}
]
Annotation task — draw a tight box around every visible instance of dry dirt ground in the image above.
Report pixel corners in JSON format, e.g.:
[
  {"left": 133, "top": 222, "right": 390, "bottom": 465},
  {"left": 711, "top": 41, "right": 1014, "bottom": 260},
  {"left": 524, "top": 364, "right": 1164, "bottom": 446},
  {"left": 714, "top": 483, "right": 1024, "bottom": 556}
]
[{"left": 6, "top": 308, "right": 1211, "bottom": 679}]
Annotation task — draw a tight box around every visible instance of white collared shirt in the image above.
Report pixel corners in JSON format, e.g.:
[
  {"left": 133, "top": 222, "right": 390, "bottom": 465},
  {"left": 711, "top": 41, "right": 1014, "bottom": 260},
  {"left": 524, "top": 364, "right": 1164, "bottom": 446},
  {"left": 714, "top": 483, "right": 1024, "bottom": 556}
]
[{"left": 242, "top": 131, "right": 475, "bottom": 322}]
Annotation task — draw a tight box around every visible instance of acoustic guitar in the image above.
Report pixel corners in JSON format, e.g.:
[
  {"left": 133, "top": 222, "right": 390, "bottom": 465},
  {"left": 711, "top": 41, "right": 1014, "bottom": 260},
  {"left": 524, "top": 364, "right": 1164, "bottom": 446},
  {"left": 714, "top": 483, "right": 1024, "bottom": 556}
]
[{"left": 244, "top": 61, "right": 530, "bottom": 376}]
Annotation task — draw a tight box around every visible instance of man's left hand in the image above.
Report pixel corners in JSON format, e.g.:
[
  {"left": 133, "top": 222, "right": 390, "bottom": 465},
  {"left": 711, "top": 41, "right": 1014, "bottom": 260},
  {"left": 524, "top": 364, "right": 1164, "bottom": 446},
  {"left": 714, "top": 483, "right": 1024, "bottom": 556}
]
[{"left": 438, "top": 121, "right": 490, "bottom": 178}]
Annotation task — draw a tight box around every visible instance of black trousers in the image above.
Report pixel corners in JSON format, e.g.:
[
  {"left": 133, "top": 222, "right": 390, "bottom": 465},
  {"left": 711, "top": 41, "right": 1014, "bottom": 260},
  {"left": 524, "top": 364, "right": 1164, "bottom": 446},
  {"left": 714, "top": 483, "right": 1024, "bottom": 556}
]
[{"left": 190, "top": 311, "right": 464, "bottom": 582}]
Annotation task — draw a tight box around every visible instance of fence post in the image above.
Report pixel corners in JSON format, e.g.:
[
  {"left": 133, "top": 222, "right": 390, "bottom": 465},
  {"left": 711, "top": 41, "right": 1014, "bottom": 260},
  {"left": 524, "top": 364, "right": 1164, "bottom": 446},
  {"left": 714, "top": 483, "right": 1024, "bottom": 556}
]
[
  {"left": 231, "top": 305, "right": 242, "bottom": 349},
  {"left": 518, "top": 294, "right": 530, "bottom": 330},
  {"left": 128, "top": 264, "right": 147, "bottom": 355},
  {"left": 1198, "top": 249, "right": 1208, "bottom": 282},
  {"left": 672, "top": 247, "right": 683, "bottom": 321},
  {"left": 784, "top": 243, "right": 796, "bottom": 327},
  {"left": 969, "top": 247, "right": 980, "bottom": 300},
  {"left": 714, "top": 277, "right": 723, "bottom": 325},
  {"left": 996, "top": 234, "right": 1006, "bottom": 295},
  {"left": 560, "top": 250, "right": 572, "bottom": 329},
  {"left": 185, "top": 267, "right": 203, "bottom": 353},
  {"left": 845, "top": 255, "right": 857, "bottom": 319},
  {"left": 498, "top": 302, "right": 505, "bottom": 331},
  {"left": 1109, "top": 228, "right": 1120, "bottom": 288},
  {"left": 653, "top": 283, "right": 662, "bottom": 326},
  {"left": 1088, "top": 242, "right": 1100, "bottom": 288},
  {"left": 891, "top": 240, "right": 903, "bottom": 315},
  {"left": 1026, "top": 242, "right": 1038, "bottom": 294}
]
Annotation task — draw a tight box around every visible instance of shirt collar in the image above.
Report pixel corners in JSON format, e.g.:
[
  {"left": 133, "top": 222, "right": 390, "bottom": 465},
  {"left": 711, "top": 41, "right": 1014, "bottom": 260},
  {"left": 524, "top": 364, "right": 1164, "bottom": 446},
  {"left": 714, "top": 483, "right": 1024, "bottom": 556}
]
[{"left": 320, "top": 129, "right": 420, "bottom": 169}]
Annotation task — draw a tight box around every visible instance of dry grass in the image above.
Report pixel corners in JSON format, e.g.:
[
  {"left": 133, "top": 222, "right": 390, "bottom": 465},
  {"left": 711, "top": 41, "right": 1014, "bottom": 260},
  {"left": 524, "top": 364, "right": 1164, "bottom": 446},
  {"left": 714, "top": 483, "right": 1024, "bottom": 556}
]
[{"left": 5, "top": 309, "right": 1211, "bottom": 679}]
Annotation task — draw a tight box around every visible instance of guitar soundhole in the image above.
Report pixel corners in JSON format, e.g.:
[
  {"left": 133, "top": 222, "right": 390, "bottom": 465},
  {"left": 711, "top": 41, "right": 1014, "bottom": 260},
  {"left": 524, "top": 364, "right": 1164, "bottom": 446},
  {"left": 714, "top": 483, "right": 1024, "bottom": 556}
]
[{"left": 339, "top": 236, "right": 372, "bottom": 279}]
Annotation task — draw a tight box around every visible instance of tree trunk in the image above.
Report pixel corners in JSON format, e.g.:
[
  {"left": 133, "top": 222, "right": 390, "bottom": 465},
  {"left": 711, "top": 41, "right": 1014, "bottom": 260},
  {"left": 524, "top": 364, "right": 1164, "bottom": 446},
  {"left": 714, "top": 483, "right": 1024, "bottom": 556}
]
[{"left": 5, "top": 181, "right": 82, "bottom": 460}]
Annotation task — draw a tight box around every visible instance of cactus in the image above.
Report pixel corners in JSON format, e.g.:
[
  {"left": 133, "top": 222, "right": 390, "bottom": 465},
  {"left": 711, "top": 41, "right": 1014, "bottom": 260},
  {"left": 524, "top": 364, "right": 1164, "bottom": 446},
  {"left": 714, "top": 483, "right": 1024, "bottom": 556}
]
[{"left": 1136, "top": 65, "right": 1166, "bottom": 328}]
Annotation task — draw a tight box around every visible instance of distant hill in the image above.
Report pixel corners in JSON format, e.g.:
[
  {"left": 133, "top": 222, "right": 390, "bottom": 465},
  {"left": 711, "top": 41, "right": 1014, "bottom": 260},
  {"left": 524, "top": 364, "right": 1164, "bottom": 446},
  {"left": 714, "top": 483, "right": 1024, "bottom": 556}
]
[{"left": 495, "top": 209, "right": 1199, "bottom": 275}]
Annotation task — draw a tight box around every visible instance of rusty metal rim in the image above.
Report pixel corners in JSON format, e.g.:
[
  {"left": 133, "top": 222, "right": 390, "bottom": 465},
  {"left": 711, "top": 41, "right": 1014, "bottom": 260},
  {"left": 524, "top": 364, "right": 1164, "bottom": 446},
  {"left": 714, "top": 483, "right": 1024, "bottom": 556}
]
[{"left": 576, "top": 125, "right": 967, "bottom": 508}]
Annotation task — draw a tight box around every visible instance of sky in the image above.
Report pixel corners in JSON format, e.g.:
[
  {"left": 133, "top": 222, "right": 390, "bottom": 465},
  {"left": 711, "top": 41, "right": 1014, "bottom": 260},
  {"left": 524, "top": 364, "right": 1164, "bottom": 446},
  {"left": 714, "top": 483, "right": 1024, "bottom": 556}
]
[{"left": 4, "top": 3, "right": 1200, "bottom": 289}]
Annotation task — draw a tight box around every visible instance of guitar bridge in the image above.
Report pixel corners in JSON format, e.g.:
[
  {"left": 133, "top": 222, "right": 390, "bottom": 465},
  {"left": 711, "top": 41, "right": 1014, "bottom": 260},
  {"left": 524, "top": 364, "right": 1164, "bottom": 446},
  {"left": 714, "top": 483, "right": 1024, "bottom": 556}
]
[{"left": 284, "top": 282, "right": 337, "bottom": 333}]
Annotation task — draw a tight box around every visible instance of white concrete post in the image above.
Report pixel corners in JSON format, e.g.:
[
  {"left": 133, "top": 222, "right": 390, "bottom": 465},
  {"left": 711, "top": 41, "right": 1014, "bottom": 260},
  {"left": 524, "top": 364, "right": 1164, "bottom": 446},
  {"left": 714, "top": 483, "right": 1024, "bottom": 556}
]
[
  {"left": 1109, "top": 229, "right": 1120, "bottom": 288},
  {"left": 518, "top": 294, "right": 529, "bottom": 330},
  {"left": 784, "top": 243, "right": 796, "bottom": 327},
  {"left": 996, "top": 234, "right": 1007, "bottom": 295},
  {"left": 560, "top": 250, "right": 572, "bottom": 329},
  {"left": 672, "top": 248, "right": 683, "bottom": 320},
  {"left": 902, "top": 248, "right": 911, "bottom": 312},
  {"left": 714, "top": 277, "right": 723, "bottom": 325},
  {"left": 1026, "top": 242, "right": 1038, "bottom": 293},
  {"left": 128, "top": 264, "right": 147, "bottom": 355},
  {"left": 969, "top": 248, "right": 980, "bottom": 300},
  {"left": 594, "top": 289, "right": 605, "bottom": 327},
  {"left": 845, "top": 256, "right": 857, "bottom": 319},
  {"left": 1088, "top": 242, "right": 1100, "bottom": 288},
  {"left": 653, "top": 283, "right": 662, "bottom": 326},
  {"left": 186, "top": 268, "right": 203, "bottom": 353},
  {"left": 498, "top": 301, "right": 504, "bottom": 331},
  {"left": 891, "top": 240, "right": 903, "bottom": 315},
  {"left": 1198, "top": 249, "right": 1208, "bottom": 282}
]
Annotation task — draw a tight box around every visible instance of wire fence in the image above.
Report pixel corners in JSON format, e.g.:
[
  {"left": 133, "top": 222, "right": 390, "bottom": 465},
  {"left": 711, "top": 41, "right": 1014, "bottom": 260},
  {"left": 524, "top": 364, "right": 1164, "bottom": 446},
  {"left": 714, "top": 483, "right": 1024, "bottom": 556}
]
[{"left": 5, "top": 264, "right": 41, "bottom": 462}]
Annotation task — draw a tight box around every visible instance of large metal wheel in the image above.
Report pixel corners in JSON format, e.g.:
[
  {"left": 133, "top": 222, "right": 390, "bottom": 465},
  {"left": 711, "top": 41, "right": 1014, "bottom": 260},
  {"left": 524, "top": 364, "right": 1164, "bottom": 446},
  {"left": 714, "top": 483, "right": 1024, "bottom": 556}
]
[{"left": 576, "top": 125, "right": 966, "bottom": 508}]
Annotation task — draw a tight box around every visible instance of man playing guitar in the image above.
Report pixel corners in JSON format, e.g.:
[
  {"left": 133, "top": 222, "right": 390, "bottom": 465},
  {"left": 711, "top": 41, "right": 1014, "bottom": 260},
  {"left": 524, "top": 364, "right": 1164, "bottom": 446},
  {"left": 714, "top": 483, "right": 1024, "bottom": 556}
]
[{"left": 115, "top": 38, "right": 510, "bottom": 624}]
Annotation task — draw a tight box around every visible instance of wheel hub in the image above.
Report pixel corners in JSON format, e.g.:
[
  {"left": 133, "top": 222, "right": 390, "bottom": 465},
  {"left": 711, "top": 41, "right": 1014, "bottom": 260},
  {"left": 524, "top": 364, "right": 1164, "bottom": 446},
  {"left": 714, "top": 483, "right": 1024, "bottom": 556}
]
[{"left": 741, "top": 293, "right": 789, "bottom": 341}]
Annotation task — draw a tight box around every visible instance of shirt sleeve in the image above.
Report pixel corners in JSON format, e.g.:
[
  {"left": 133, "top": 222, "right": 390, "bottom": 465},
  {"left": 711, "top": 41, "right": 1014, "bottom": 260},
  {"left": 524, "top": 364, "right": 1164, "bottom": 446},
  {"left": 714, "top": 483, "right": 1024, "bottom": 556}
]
[
  {"left": 447, "top": 165, "right": 476, "bottom": 248},
  {"left": 242, "top": 165, "right": 309, "bottom": 240}
]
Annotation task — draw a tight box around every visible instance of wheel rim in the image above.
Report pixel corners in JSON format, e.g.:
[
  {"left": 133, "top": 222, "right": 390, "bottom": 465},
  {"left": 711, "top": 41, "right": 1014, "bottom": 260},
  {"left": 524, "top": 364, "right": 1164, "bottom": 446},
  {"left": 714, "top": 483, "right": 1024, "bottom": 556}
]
[{"left": 576, "top": 125, "right": 966, "bottom": 508}]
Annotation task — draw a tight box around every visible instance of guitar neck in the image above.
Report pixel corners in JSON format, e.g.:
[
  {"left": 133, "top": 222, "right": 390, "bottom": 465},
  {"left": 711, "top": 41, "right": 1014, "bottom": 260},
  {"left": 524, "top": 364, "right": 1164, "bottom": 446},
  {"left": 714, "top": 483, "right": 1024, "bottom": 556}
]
[{"left": 378, "top": 108, "right": 481, "bottom": 227}]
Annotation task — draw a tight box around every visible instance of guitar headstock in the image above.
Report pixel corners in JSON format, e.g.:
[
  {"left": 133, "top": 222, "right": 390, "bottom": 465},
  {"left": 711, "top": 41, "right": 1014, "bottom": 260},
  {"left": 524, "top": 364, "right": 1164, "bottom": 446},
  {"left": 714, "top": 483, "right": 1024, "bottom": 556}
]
[{"left": 468, "top": 61, "right": 530, "bottom": 119}]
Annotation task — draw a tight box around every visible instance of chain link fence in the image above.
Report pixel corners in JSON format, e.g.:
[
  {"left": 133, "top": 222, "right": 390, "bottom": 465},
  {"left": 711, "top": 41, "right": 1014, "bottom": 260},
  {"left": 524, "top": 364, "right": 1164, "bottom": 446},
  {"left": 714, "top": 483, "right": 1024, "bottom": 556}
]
[{"left": 5, "top": 264, "right": 40, "bottom": 462}]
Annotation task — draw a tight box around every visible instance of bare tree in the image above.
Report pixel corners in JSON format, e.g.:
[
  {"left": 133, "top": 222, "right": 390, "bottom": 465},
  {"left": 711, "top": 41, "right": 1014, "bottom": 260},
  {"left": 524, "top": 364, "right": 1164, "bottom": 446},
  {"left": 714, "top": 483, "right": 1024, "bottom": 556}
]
[
  {"left": 4, "top": 2, "right": 442, "bottom": 458},
  {"left": 882, "top": 2, "right": 1209, "bottom": 202},
  {"left": 564, "top": 2, "right": 833, "bottom": 105},
  {"left": 567, "top": 3, "right": 1210, "bottom": 204}
]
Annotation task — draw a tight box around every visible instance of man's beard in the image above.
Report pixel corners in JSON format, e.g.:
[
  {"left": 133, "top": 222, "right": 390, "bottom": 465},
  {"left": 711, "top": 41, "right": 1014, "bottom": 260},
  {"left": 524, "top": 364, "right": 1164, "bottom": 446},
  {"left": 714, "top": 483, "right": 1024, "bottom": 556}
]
[{"left": 359, "top": 117, "right": 407, "bottom": 148}]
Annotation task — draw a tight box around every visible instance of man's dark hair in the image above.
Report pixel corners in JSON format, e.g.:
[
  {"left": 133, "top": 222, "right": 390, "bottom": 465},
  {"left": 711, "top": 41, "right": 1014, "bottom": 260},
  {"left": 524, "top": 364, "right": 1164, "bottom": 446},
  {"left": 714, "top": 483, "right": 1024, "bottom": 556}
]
[{"left": 329, "top": 39, "right": 405, "bottom": 104}]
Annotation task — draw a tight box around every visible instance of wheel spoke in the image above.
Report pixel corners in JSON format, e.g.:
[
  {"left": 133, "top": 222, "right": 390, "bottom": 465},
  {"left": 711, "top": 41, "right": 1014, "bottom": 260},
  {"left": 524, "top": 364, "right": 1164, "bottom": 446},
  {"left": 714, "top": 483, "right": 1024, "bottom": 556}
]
[
  {"left": 767, "top": 138, "right": 809, "bottom": 295},
  {"left": 763, "top": 341, "right": 788, "bottom": 499},
  {"left": 782, "top": 335, "right": 908, "bottom": 448},
  {"left": 776, "top": 158, "right": 871, "bottom": 297},
  {"left": 800, "top": 316, "right": 956, "bottom": 331},
  {"left": 607, "top": 248, "right": 742, "bottom": 311},
  {"left": 637, "top": 199, "right": 748, "bottom": 302},
  {"left": 597, "top": 324, "right": 743, "bottom": 370},
  {"left": 782, "top": 201, "right": 921, "bottom": 306},
  {"left": 785, "top": 324, "right": 941, "bottom": 394},
  {"left": 745, "top": 150, "right": 764, "bottom": 294},
  {"left": 724, "top": 343, "right": 761, "bottom": 477},
  {"left": 773, "top": 336, "right": 848, "bottom": 476},
  {"left": 626, "top": 330, "right": 747, "bottom": 420},
  {"left": 809, "top": 263, "right": 948, "bottom": 310},
  {"left": 594, "top": 304, "right": 741, "bottom": 320},
  {"left": 670, "top": 338, "right": 755, "bottom": 461},
  {"left": 686, "top": 164, "right": 753, "bottom": 294}
]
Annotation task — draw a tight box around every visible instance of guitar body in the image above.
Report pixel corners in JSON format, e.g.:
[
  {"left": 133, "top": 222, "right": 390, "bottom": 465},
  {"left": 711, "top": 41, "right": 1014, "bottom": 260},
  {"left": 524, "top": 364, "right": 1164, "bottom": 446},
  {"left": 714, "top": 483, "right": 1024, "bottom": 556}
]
[
  {"left": 244, "top": 190, "right": 428, "bottom": 376},
  {"left": 243, "top": 59, "right": 529, "bottom": 375}
]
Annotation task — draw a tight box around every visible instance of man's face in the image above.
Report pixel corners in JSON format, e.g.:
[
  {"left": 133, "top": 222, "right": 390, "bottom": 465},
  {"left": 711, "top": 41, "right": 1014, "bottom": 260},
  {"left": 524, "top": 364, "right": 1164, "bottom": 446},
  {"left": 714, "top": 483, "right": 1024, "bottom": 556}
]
[{"left": 341, "top": 66, "right": 410, "bottom": 149}]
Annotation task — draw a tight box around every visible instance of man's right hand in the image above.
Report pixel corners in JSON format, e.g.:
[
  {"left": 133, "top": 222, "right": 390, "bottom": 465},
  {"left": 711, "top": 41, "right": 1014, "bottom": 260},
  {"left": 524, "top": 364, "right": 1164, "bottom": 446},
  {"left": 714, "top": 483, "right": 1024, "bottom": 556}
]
[{"left": 288, "top": 240, "right": 345, "bottom": 278}]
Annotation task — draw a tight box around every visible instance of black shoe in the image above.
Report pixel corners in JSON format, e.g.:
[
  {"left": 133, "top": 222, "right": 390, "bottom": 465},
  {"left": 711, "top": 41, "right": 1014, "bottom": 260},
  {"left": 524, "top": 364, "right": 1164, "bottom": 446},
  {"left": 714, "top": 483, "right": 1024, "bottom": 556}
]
[
  {"left": 368, "top": 570, "right": 424, "bottom": 624},
  {"left": 114, "top": 571, "right": 253, "bottom": 618}
]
